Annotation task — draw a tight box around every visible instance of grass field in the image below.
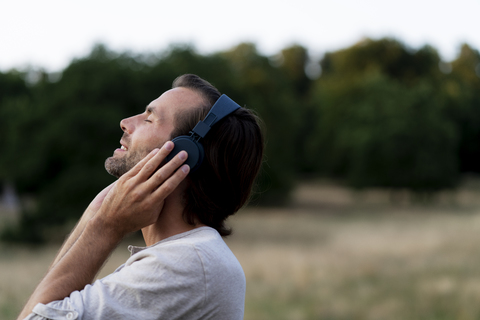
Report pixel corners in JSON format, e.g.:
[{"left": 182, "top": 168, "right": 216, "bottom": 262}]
[{"left": 3, "top": 181, "right": 480, "bottom": 319}]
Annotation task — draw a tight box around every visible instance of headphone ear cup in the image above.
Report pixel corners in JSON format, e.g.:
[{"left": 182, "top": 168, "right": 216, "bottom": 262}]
[{"left": 166, "top": 136, "right": 204, "bottom": 172}]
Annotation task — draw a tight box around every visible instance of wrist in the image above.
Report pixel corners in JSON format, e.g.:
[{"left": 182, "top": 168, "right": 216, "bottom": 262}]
[
  {"left": 87, "top": 214, "right": 125, "bottom": 246},
  {"left": 83, "top": 201, "right": 103, "bottom": 223}
]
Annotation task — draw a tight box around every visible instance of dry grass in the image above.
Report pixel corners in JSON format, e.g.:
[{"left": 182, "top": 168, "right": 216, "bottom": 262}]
[
  {"left": 226, "top": 182, "right": 480, "bottom": 320},
  {"left": 4, "top": 181, "right": 480, "bottom": 319}
]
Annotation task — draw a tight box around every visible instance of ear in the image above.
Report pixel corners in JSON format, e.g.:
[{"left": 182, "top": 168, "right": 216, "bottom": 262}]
[{"left": 165, "top": 136, "right": 204, "bottom": 172}]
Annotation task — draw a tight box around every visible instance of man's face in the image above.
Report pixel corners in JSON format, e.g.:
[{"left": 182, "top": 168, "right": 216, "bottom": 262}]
[{"left": 105, "top": 87, "right": 203, "bottom": 178}]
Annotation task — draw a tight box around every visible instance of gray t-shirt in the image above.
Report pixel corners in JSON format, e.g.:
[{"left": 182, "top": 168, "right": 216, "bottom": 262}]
[{"left": 25, "top": 227, "right": 246, "bottom": 320}]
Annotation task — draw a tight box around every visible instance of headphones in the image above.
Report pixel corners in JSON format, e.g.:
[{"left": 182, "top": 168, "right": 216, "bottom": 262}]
[{"left": 165, "top": 94, "right": 241, "bottom": 172}]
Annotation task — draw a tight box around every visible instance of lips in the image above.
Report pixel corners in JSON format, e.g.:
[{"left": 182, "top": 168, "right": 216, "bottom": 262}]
[{"left": 119, "top": 139, "right": 129, "bottom": 151}]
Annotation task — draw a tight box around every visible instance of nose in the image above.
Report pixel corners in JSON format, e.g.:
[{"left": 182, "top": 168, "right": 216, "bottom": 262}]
[{"left": 120, "top": 116, "right": 134, "bottom": 134}]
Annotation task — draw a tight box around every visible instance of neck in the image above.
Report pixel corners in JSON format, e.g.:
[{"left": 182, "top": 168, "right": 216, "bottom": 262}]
[{"left": 141, "top": 188, "right": 203, "bottom": 246}]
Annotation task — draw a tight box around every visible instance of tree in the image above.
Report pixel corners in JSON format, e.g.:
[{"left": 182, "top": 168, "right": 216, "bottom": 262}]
[
  {"left": 220, "top": 43, "right": 301, "bottom": 203},
  {"left": 0, "top": 70, "right": 31, "bottom": 182},
  {"left": 2, "top": 45, "right": 144, "bottom": 241},
  {"left": 445, "top": 44, "right": 480, "bottom": 173},
  {"left": 307, "top": 38, "right": 459, "bottom": 192}
]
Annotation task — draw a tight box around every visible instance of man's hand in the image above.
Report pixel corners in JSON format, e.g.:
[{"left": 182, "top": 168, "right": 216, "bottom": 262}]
[
  {"left": 17, "top": 141, "right": 189, "bottom": 320},
  {"left": 49, "top": 182, "right": 117, "bottom": 269},
  {"left": 86, "top": 181, "right": 117, "bottom": 217},
  {"left": 95, "top": 141, "right": 189, "bottom": 238}
]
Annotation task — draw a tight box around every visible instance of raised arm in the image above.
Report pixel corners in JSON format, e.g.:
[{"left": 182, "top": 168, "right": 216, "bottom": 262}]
[
  {"left": 49, "top": 181, "right": 116, "bottom": 269},
  {"left": 18, "top": 141, "right": 189, "bottom": 320}
]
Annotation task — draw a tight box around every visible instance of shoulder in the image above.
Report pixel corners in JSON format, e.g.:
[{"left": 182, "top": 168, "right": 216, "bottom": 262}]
[
  {"left": 126, "top": 226, "right": 245, "bottom": 290},
  {"left": 123, "top": 227, "right": 235, "bottom": 269},
  {"left": 127, "top": 227, "right": 241, "bottom": 272}
]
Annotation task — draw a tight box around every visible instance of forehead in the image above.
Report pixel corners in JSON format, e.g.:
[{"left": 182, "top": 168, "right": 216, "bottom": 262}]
[{"left": 148, "top": 87, "right": 205, "bottom": 117}]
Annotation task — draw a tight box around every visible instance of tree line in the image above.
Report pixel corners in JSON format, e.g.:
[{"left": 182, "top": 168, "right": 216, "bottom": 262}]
[{"left": 1, "top": 38, "right": 480, "bottom": 242}]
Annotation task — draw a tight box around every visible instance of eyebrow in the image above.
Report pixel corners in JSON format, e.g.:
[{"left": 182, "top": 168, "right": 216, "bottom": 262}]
[
  {"left": 145, "top": 105, "right": 165, "bottom": 122},
  {"left": 146, "top": 106, "right": 158, "bottom": 116}
]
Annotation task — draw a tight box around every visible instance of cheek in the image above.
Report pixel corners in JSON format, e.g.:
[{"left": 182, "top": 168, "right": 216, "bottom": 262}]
[
  {"left": 139, "top": 129, "right": 170, "bottom": 150},
  {"left": 132, "top": 122, "right": 172, "bottom": 150}
]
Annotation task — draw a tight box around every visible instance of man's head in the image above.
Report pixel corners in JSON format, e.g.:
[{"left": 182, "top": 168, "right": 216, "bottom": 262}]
[
  {"left": 104, "top": 85, "right": 207, "bottom": 177},
  {"left": 106, "top": 74, "right": 264, "bottom": 236},
  {"left": 171, "top": 74, "right": 264, "bottom": 236}
]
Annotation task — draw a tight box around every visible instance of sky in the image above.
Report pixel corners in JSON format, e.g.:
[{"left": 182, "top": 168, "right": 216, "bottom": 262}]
[{"left": 1, "top": 0, "right": 479, "bottom": 72}]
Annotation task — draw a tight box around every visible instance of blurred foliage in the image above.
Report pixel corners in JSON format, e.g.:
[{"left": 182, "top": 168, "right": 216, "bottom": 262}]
[{"left": 1, "top": 38, "right": 480, "bottom": 242}]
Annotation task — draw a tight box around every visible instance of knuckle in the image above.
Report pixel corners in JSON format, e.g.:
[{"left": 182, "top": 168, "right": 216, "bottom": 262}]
[
  {"left": 161, "top": 182, "right": 173, "bottom": 194},
  {"left": 125, "top": 180, "right": 136, "bottom": 190},
  {"left": 144, "top": 163, "right": 155, "bottom": 172},
  {"left": 155, "top": 170, "right": 167, "bottom": 182},
  {"left": 131, "top": 190, "right": 143, "bottom": 201}
]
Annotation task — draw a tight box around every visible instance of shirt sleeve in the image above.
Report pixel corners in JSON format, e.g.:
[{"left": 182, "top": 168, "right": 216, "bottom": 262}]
[
  {"left": 24, "top": 301, "right": 79, "bottom": 320},
  {"left": 24, "top": 244, "right": 206, "bottom": 320}
]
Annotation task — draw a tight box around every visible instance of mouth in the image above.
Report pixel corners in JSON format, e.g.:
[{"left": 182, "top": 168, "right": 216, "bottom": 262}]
[{"left": 115, "top": 140, "right": 128, "bottom": 153}]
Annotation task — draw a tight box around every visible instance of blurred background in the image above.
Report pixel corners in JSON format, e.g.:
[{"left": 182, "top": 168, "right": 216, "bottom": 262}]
[{"left": 1, "top": 0, "right": 480, "bottom": 319}]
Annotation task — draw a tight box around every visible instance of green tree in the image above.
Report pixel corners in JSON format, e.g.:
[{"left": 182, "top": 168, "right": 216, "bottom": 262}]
[
  {"left": 220, "top": 43, "right": 301, "bottom": 203},
  {"left": 274, "top": 45, "right": 316, "bottom": 173},
  {"left": 445, "top": 44, "right": 480, "bottom": 173},
  {"left": 310, "top": 73, "right": 458, "bottom": 191},
  {"left": 2, "top": 45, "right": 146, "bottom": 241},
  {"left": 307, "top": 38, "right": 459, "bottom": 192},
  {"left": 0, "top": 70, "right": 31, "bottom": 182},
  {"left": 277, "top": 44, "right": 312, "bottom": 95}
]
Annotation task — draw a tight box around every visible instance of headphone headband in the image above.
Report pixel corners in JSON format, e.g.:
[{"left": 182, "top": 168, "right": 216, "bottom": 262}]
[{"left": 191, "top": 94, "right": 241, "bottom": 139}]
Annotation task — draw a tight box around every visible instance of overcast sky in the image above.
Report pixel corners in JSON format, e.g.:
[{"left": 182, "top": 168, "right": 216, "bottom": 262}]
[{"left": 1, "top": 0, "right": 479, "bottom": 72}]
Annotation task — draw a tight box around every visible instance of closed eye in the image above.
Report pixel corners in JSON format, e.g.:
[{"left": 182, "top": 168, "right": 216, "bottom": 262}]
[{"left": 144, "top": 119, "right": 152, "bottom": 123}]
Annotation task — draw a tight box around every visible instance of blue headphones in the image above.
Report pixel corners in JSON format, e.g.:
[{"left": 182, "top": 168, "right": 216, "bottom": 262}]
[{"left": 165, "top": 94, "right": 240, "bottom": 172}]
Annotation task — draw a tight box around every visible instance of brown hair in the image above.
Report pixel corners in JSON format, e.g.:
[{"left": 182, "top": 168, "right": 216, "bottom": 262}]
[{"left": 170, "top": 74, "right": 264, "bottom": 236}]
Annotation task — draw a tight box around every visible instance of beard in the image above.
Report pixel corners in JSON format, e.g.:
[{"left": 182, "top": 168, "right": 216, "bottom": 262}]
[
  {"left": 104, "top": 146, "right": 151, "bottom": 178},
  {"left": 105, "top": 131, "right": 171, "bottom": 178}
]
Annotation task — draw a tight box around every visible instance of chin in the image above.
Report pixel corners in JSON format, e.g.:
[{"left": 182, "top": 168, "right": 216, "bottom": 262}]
[{"left": 104, "top": 156, "right": 128, "bottom": 178}]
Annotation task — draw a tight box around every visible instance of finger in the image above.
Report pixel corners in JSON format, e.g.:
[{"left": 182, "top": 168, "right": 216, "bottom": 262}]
[
  {"left": 135, "top": 141, "right": 175, "bottom": 182},
  {"left": 152, "top": 164, "right": 190, "bottom": 199},
  {"left": 145, "top": 150, "right": 188, "bottom": 191},
  {"left": 101, "top": 181, "right": 117, "bottom": 195}
]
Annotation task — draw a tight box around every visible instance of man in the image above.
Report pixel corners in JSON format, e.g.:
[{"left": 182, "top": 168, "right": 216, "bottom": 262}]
[{"left": 18, "top": 74, "right": 264, "bottom": 320}]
